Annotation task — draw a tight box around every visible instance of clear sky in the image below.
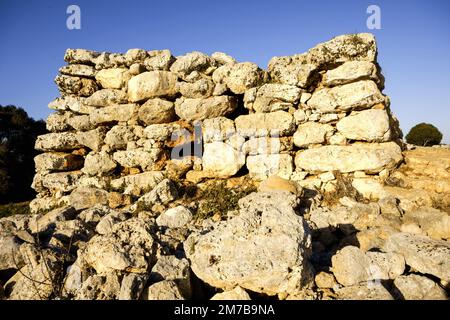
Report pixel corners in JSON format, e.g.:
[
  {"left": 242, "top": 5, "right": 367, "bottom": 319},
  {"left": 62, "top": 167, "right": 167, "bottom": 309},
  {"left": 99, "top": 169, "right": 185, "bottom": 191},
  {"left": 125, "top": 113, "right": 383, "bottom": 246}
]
[{"left": 1, "top": 0, "right": 449, "bottom": 143}]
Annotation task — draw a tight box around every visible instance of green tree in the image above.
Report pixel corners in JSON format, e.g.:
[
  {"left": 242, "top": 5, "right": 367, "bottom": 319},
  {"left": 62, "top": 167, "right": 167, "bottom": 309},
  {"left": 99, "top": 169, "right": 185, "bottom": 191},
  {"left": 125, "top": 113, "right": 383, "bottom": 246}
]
[
  {"left": 0, "top": 105, "right": 46, "bottom": 204},
  {"left": 405, "top": 123, "right": 443, "bottom": 146}
]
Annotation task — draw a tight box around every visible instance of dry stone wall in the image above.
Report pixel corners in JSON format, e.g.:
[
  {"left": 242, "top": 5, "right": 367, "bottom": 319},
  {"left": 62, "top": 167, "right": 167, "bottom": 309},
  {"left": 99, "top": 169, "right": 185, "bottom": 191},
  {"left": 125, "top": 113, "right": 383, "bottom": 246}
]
[{"left": 31, "top": 33, "right": 404, "bottom": 213}]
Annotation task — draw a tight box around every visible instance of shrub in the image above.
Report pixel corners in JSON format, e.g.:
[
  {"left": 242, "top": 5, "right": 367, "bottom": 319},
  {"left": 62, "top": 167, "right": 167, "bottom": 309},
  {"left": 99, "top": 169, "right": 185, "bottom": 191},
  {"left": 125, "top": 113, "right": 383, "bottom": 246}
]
[{"left": 405, "top": 123, "right": 443, "bottom": 146}]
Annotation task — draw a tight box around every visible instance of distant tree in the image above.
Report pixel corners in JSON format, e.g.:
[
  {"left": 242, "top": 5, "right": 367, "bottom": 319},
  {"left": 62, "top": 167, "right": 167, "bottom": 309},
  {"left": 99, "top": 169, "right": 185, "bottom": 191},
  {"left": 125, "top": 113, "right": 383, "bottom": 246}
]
[
  {"left": 0, "top": 105, "right": 46, "bottom": 204},
  {"left": 405, "top": 123, "right": 443, "bottom": 146}
]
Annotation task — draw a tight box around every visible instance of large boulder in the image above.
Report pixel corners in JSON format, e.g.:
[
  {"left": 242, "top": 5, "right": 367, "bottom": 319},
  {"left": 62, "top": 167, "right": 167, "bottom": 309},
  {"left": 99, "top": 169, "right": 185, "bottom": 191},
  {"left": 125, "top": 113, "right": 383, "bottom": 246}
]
[
  {"left": 35, "top": 132, "right": 82, "bottom": 151},
  {"left": 322, "top": 61, "right": 380, "bottom": 87},
  {"left": 213, "top": 62, "right": 266, "bottom": 94},
  {"left": 82, "top": 218, "right": 157, "bottom": 274},
  {"left": 127, "top": 71, "right": 178, "bottom": 102},
  {"left": 95, "top": 68, "right": 131, "bottom": 89},
  {"left": 185, "top": 192, "right": 313, "bottom": 296},
  {"left": 307, "top": 80, "right": 385, "bottom": 113},
  {"left": 138, "top": 98, "right": 175, "bottom": 125},
  {"left": 169, "top": 51, "right": 213, "bottom": 79},
  {"left": 331, "top": 246, "right": 405, "bottom": 286},
  {"left": 392, "top": 274, "right": 447, "bottom": 300},
  {"left": 244, "top": 83, "right": 302, "bottom": 113},
  {"left": 268, "top": 33, "right": 377, "bottom": 88},
  {"left": 202, "top": 142, "right": 245, "bottom": 177},
  {"left": 89, "top": 104, "right": 137, "bottom": 125},
  {"left": 293, "top": 122, "right": 334, "bottom": 147},
  {"left": 246, "top": 154, "right": 293, "bottom": 180},
  {"left": 235, "top": 111, "right": 295, "bottom": 137},
  {"left": 384, "top": 233, "right": 450, "bottom": 282},
  {"left": 174, "top": 96, "right": 238, "bottom": 121},
  {"left": 84, "top": 89, "right": 128, "bottom": 107},
  {"left": 336, "top": 109, "right": 391, "bottom": 142},
  {"left": 295, "top": 142, "right": 403, "bottom": 173},
  {"left": 34, "top": 152, "right": 84, "bottom": 172}
]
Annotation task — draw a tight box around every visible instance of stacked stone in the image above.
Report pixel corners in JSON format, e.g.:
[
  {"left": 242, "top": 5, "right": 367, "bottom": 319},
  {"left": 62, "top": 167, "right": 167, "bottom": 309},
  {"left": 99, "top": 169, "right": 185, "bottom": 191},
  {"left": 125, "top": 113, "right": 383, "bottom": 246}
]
[{"left": 31, "top": 33, "right": 403, "bottom": 213}]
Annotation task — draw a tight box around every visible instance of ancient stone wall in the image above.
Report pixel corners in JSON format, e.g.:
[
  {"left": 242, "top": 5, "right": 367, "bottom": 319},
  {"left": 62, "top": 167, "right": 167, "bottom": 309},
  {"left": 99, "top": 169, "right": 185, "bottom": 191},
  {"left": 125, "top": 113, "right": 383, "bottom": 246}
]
[{"left": 31, "top": 33, "right": 404, "bottom": 213}]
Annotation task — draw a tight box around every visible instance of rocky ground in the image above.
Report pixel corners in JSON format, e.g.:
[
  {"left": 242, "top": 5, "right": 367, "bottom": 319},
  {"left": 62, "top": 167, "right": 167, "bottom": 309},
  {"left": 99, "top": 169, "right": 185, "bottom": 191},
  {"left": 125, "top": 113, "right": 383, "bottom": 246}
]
[{"left": 0, "top": 145, "right": 448, "bottom": 300}]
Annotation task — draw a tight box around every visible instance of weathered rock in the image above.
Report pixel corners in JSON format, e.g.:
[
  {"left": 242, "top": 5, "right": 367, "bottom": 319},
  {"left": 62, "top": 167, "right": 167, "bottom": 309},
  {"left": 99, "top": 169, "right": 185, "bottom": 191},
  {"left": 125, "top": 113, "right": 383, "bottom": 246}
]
[
  {"left": 34, "top": 152, "right": 84, "bottom": 172},
  {"left": 267, "top": 54, "right": 317, "bottom": 88},
  {"left": 217, "top": 62, "right": 266, "bottom": 94},
  {"left": 95, "top": 68, "right": 131, "bottom": 89},
  {"left": 76, "top": 127, "right": 108, "bottom": 152},
  {"left": 113, "top": 148, "right": 162, "bottom": 171},
  {"left": 331, "top": 246, "right": 405, "bottom": 286},
  {"left": 118, "top": 273, "right": 148, "bottom": 300},
  {"left": 35, "top": 132, "right": 82, "bottom": 151},
  {"left": 336, "top": 109, "right": 391, "bottom": 142},
  {"left": 211, "top": 52, "right": 236, "bottom": 65},
  {"left": 124, "top": 48, "right": 148, "bottom": 65},
  {"left": 28, "top": 206, "right": 76, "bottom": 234},
  {"left": 235, "top": 111, "right": 295, "bottom": 137},
  {"left": 84, "top": 89, "right": 128, "bottom": 107},
  {"left": 392, "top": 274, "right": 448, "bottom": 300},
  {"left": 64, "top": 48, "right": 100, "bottom": 65},
  {"left": 202, "top": 117, "right": 236, "bottom": 143},
  {"left": 258, "top": 175, "right": 302, "bottom": 195},
  {"left": 133, "top": 179, "right": 178, "bottom": 210},
  {"left": 401, "top": 207, "right": 450, "bottom": 240},
  {"left": 69, "top": 187, "right": 109, "bottom": 211},
  {"left": 178, "top": 78, "right": 215, "bottom": 98},
  {"left": 0, "top": 235, "right": 24, "bottom": 271},
  {"left": 110, "top": 171, "right": 165, "bottom": 195},
  {"left": 55, "top": 75, "right": 98, "bottom": 96},
  {"left": 83, "top": 218, "right": 157, "bottom": 274},
  {"left": 82, "top": 152, "right": 117, "bottom": 176},
  {"left": 293, "top": 122, "right": 334, "bottom": 147},
  {"left": 74, "top": 273, "right": 121, "bottom": 300},
  {"left": 323, "top": 61, "right": 379, "bottom": 87},
  {"left": 242, "top": 137, "right": 292, "bottom": 155},
  {"left": 7, "top": 246, "right": 63, "bottom": 300},
  {"left": 144, "top": 50, "right": 174, "bottom": 71},
  {"left": 307, "top": 80, "right": 385, "bottom": 113},
  {"left": 138, "top": 98, "right": 175, "bottom": 125},
  {"left": 48, "top": 96, "right": 90, "bottom": 113},
  {"left": 67, "top": 114, "right": 94, "bottom": 131},
  {"left": 295, "top": 142, "right": 403, "bottom": 173},
  {"left": 59, "top": 64, "right": 96, "bottom": 78},
  {"left": 46, "top": 112, "right": 72, "bottom": 132},
  {"left": 144, "top": 123, "right": 184, "bottom": 142},
  {"left": 156, "top": 206, "right": 193, "bottom": 228},
  {"left": 175, "top": 96, "right": 238, "bottom": 121},
  {"left": 314, "top": 272, "right": 338, "bottom": 289},
  {"left": 128, "top": 71, "right": 178, "bottom": 102},
  {"left": 35, "top": 171, "right": 83, "bottom": 193},
  {"left": 335, "top": 283, "right": 394, "bottom": 300},
  {"left": 270, "top": 32, "right": 377, "bottom": 86},
  {"left": 384, "top": 233, "right": 450, "bottom": 281},
  {"left": 246, "top": 154, "right": 293, "bottom": 180},
  {"left": 89, "top": 104, "right": 137, "bottom": 125},
  {"left": 96, "top": 211, "right": 128, "bottom": 235},
  {"left": 202, "top": 142, "right": 245, "bottom": 177},
  {"left": 150, "top": 255, "right": 191, "bottom": 298},
  {"left": 185, "top": 192, "right": 312, "bottom": 296},
  {"left": 104, "top": 125, "right": 137, "bottom": 150},
  {"left": 244, "top": 83, "right": 302, "bottom": 113},
  {"left": 142, "top": 280, "right": 184, "bottom": 300},
  {"left": 170, "top": 51, "right": 213, "bottom": 79},
  {"left": 211, "top": 286, "right": 251, "bottom": 300}
]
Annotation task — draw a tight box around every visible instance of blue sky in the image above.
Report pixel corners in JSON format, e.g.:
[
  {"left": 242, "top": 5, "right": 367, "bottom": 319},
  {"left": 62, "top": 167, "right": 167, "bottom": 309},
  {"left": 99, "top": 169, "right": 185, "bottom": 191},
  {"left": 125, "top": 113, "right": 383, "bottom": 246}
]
[{"left": 1, "top": 0, "right": 449, "bottom": 142}]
